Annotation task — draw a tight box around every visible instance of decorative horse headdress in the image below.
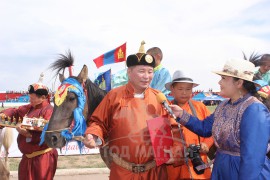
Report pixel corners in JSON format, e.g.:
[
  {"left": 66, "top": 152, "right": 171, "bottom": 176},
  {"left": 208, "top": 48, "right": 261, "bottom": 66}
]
[{"left": 40, "top": 55, "right": 87, "bottom": 151}]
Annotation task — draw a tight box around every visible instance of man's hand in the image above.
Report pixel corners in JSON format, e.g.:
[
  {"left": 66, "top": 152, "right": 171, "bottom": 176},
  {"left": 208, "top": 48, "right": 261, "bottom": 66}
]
[
  {"left": 169, "top": 104, "right": 184, "bottom": 118},
  {"left": 83, "top": 134, "right": 97, "bottom": 148},
  {"left": 16, "top": 123, "right": 32, "bottom": 138},
  {"left": 164, "top": 149, "right": 175, "bottom": 164},
  {"left": 199, "top": 142, "right": 209, "bottom": 154}
]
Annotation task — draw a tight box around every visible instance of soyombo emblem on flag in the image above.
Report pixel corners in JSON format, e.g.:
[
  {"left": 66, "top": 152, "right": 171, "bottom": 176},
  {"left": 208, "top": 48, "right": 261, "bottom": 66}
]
[
  {"left": 93, "top": 43, "right": 126, "bottom": 68},
  {"left": 94, "top": 69, "right": 111, "bottom": 92}
]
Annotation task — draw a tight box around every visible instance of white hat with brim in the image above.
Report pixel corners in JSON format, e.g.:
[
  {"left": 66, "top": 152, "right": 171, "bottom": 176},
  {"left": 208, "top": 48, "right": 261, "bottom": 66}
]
[
  {"left": 212, "top": 58, "right": 261, "bottom": 87},
  {"left": 165, "top": 70, "right": 199, "bottom": 91}
]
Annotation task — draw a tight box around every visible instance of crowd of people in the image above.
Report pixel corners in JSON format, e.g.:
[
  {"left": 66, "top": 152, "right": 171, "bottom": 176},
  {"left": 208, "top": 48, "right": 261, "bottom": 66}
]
[
  {"left": 4, "top": 90, "right": 29, "bottom": 94},
  {"left": 0, "top": 42, "right": 269, "bottom": 180},
  {"left": 83, "top": 43, "right": 270, "bottom": 180}
]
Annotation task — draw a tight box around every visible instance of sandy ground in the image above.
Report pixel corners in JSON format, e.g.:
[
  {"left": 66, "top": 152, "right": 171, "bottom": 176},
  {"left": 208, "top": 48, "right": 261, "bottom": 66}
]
[
  {"left": 10, "top": 174, "right": 109, "bottom": 180},
  {"left": 10, "top": 168, "right": 110, "bottom": 180},
  {"left": 7, "top": 154, "right": 109, "bottom": 179},
  {"left": 54, "top": 174, "right": 109, "bottom": 180}
]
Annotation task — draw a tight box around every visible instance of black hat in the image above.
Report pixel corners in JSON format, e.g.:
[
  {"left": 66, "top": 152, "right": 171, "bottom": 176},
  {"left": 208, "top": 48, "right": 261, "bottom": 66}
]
[
  {"left": 126, "top": 41, "right": 155, "bottom": 68},
  {"left": 28, "top": 73, "right": 49, "bottom": 96}
]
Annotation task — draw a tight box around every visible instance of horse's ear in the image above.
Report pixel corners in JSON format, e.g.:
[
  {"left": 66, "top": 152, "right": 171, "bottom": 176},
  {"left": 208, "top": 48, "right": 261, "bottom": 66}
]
[
  {"left": 59, "top": 73, "right": 66, "bottom": 83},
  {"left": 77, "top": 65, "right": 88, "bottom": 83}
]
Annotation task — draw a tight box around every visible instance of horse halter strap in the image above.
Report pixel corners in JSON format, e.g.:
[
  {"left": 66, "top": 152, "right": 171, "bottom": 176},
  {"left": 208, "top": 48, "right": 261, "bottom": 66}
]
[
  {"left": 59, "top": 78, "right": 87, "bottom": 137},
  {"left": 39, "top": 77, "right": 87, "bottom": 147}
]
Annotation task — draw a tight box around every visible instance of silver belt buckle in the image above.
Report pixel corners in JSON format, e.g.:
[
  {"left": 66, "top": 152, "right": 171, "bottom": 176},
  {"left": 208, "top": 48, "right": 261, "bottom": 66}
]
[{"left": 131, "top": 163, "right": 145, "bottom": 173}]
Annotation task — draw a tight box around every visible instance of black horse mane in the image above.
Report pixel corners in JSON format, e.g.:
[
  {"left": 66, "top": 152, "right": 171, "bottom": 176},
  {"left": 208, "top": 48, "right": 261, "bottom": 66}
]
[
  {"left": 243, "top": 51, "right": 262, "bottom": 81},
  {"left": 49, "top": 50, "right": 107, "bottom": 119},
  {"left": 49, "top": 50, "right": 74, "bottom": 78},
  {"left": 85, "top": 79, "right": 107, "bottom": 117},
  {"left": 242, "top": 51, "right": 262, "bottom": 67}
]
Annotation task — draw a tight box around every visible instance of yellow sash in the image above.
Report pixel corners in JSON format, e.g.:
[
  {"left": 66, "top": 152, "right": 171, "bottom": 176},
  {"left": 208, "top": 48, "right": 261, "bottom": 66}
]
[{"left": 25, "top": 148, "right": 53, "bottom": 158}]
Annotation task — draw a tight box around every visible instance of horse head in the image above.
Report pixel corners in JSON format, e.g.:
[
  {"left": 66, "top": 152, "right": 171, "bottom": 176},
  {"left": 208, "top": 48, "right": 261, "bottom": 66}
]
[
  {"left": 42, "top": 51, "right": 106, "bottom": 148},
  {"left": 45, "top": 65, "right": 88, "bottom": 148}
]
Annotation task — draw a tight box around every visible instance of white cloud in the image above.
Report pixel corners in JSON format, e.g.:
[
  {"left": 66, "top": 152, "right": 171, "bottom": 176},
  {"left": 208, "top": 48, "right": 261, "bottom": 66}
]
[{"left": 0, "top": 0, "right": 270, "bottom": 92}]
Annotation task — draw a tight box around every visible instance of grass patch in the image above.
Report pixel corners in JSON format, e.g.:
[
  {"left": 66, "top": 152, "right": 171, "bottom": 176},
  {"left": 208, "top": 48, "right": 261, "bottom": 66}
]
[
  {"left": 56, "top": 154, "right": 106, "bottom": 169},
  {"left": 7, "top": 158, "right": 21, "bottom": 171},
  {"left": 7, "top": 154, "right": 107, "bottom": 170},
  {"left": 206, "top": 105, "right": 217, "bottom": 113}
]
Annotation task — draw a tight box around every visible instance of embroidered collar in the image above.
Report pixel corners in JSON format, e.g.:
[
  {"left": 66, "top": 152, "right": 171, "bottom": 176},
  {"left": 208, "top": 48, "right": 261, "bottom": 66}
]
[{"left": 227, "top": 93, "right": 251, "bottom": 105}]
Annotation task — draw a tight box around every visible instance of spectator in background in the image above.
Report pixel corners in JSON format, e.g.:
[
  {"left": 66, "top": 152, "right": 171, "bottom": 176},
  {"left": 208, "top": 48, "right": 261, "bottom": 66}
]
[
  {"left": 254, "top": 54, "right": 270, "bottom": 84},
  {"left": 147, "top": 47, "right": 171, "bottom": 95},
  {"left": 165, "top": 70, "right": 213, "bottom": 180}
]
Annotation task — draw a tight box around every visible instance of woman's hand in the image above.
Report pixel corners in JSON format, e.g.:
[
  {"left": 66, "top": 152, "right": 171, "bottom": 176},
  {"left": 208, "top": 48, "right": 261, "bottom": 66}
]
[
  {"left": 0, "top": 113, "right": 6, "bottom": 118},
  {"left": 16, "top": 123, "right": 32, "bottom": 138},
  {"left": 169, "top": 104, "right": 184, "bottom": 118},
  {"left": 0, "top": 113, "right": 6, "bottom": 129}
]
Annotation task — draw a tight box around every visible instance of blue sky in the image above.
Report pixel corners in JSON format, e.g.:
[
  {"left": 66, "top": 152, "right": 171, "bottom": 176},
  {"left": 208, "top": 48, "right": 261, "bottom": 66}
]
[{"left": 1, "top": 0, "right": 270, "bottom": 92}]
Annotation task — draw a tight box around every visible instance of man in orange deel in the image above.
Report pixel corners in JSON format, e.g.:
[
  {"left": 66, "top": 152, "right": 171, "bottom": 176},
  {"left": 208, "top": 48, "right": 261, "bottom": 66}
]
[
  {"left": 83, "top": 41, "right": 177, "bottom": 179},
  {"left": 165, "top": 70, "right": 214, "bottom": 180}
]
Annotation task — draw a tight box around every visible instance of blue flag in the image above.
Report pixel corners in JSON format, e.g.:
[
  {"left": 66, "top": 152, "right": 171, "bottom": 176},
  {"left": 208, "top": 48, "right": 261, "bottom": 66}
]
[{"left": 94, "top": 69, "right": 111, "bottom": 92}]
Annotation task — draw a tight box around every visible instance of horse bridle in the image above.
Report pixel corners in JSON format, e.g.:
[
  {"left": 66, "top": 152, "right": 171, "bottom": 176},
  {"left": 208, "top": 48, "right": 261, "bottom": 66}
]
[
  {"left": 40, "top": 77, "right": 87, "bottom": 145},
  {"left": 45, "top": 127, "right": 70, "bottom": 133}
]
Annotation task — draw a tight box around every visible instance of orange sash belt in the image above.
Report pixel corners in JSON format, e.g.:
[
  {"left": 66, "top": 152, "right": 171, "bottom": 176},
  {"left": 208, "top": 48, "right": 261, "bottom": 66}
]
[{"left": 25, "top": 148, "right": 53, "bottom": 158}]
